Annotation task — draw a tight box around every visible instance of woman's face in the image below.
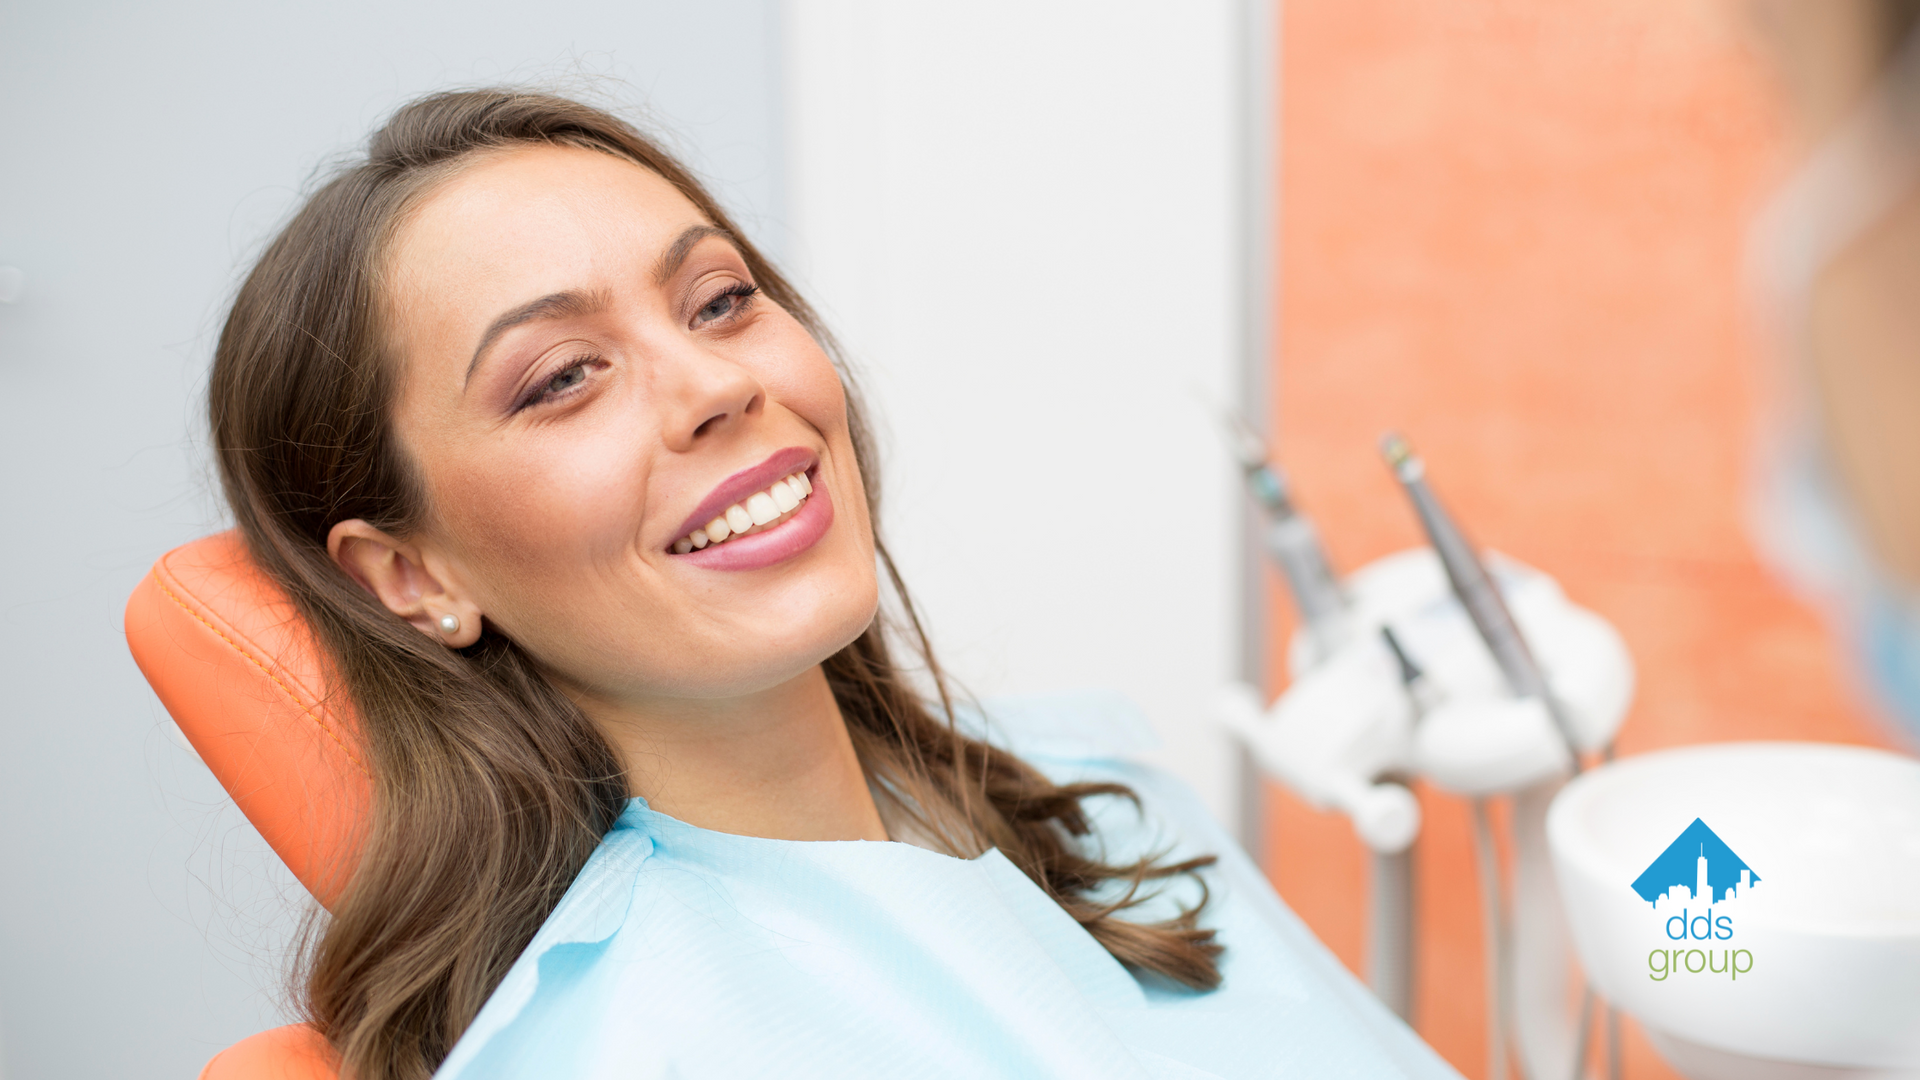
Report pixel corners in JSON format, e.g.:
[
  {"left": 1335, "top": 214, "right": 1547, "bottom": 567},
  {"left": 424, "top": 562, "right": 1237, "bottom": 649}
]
[{"left": 370, "top": 143, "right": 879, "bottom": 709}]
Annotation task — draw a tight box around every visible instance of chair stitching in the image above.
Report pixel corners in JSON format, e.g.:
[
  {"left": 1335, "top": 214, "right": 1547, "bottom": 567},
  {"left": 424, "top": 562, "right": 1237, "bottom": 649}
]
[{"left": 152, "top": 568, "right": 373, "bottom": 781}]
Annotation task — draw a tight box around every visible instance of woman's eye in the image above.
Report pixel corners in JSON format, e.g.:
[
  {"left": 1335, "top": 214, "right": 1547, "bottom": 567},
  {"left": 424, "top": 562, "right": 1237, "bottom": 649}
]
[
  {"left": 519, "top": 359, "right": 594, "bottom": 410},
  {"left": 695, "top": 283, "right": 758, "bottom": 325},
  {"left": 544, "top": 363, "right": 588, "bottom": 396}
]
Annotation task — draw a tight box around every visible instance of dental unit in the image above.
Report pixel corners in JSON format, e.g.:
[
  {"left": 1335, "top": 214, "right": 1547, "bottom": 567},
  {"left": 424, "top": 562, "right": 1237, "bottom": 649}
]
[
  {"left": 1213, "top": 425, "right": 1920, "bottom": 1080},
  {"left": 1215, "top": 421, "right": 1634, "bottom": 1079}
]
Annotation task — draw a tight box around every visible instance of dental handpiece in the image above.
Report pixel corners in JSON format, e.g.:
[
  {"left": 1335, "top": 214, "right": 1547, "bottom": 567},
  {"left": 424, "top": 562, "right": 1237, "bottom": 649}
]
[
  {"left": 1379, "top": 433, "right": 1583, "bottom": 772},
  {"left": 1217, "top": 412, "right": 1352, "bottom": 654}
]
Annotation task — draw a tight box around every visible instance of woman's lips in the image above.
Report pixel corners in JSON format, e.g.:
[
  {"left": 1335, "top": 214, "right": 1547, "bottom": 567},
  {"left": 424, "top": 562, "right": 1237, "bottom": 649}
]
[
  {"left": 675, "top": 470, "right": 833, "bottom": 571},
  {"left": 671, "top": 467, "right": 813, "bottom": 552},
  {"left": 669, "top": 446, "right": 817, "bottom": 547}
]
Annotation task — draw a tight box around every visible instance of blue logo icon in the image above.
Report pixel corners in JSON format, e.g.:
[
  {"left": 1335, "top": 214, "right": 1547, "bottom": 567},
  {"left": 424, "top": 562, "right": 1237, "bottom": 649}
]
[
  {"left": 1635, "top": 818, "right": 1760, "bottom": 981},
  {"left": 1632, "top": 817, "right": 1760, "bottom": 907}
]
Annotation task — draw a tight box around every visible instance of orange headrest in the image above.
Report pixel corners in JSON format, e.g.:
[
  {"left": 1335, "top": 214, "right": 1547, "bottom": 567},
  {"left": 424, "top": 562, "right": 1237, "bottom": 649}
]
[{"left": 126, "top": 532, "right": 370, "bottom": 910}]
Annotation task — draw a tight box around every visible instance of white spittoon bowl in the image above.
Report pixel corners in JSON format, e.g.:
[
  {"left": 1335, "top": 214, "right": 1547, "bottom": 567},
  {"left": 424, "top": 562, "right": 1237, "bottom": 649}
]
[{"left": 1548, "top": 742, "right": 1920, "bottom": 1080}]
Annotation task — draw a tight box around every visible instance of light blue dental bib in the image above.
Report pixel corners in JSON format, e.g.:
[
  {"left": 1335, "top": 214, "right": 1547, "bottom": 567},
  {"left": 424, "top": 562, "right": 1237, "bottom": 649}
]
[{"left": 435, "top": 697, "right": 1460, "bottom": 1079}]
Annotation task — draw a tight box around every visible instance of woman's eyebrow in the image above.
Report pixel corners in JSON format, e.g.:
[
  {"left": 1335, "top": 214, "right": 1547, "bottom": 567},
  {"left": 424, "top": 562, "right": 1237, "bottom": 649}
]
[
  {"left": 465, "top": 288, "right": 613, "bottom": 388},
  {"left": 462, "top": 225, "right": 735, "bottom": 389},
  {"left": 653, "top": 224, "right": 736, "bottom": 284}
]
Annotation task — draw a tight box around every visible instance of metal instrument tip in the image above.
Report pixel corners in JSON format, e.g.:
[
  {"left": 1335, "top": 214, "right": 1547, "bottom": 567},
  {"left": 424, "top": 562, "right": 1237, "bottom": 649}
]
[
  {"left": 1379, "top": 432, "right": 1418, "bottom": 478},
  {"left": 1218, "top": 410, "right": 1270, "bottom": 471}
]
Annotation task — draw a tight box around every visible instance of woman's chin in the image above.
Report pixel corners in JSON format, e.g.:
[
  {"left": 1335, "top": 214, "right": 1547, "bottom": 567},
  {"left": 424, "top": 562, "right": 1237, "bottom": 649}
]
[{"left": 612, "top": 584, "right": 879, "bottom": 700}]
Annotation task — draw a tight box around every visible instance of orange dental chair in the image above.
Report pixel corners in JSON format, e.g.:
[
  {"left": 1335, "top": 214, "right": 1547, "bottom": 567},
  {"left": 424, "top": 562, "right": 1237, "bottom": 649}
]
[{"left": 126, "top": 532, "right": 367, "bottom": 1079}]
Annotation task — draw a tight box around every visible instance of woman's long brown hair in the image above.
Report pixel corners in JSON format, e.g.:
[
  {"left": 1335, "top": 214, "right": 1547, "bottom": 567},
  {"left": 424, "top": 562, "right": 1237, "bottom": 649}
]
[{"left": 209, "top": 88, "right": 1221, "bottom": 1080}]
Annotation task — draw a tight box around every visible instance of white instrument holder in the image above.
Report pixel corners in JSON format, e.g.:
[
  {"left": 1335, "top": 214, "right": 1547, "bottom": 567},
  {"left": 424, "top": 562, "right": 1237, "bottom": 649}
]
[{"left": 1216, "top": 546, "right": 1635, "bottom": 1080}]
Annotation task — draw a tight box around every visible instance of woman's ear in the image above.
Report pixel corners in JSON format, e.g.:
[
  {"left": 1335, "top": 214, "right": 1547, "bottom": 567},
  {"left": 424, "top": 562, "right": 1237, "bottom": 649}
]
[{"left": 326, "top": 519, "right": 483, "bottom": 647}]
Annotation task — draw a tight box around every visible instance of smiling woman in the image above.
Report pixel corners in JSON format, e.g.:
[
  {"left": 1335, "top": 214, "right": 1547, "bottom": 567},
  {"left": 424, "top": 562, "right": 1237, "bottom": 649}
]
[
  {"left": 207, "top": 90, "right": 1231, "bottom": 1079},
  {"left": 200, "top": 88, "right": 1460, "bottom": 1080},
  {"left": 325, "top": 141, "right": 884, "bottom": 799}
]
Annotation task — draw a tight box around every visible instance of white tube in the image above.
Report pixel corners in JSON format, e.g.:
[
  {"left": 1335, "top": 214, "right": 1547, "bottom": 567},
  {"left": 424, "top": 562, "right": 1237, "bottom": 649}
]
[
  {"left": 1368, "top": 847, "right": 1416, "bottom": 1020},
  {"left": 1472, "top": 798, "right": 1509, "bottom": 1080}
]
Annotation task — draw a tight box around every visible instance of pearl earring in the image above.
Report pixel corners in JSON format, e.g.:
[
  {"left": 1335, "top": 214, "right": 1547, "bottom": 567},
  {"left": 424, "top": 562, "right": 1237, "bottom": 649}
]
[{"left": 438, "top": 613, "right": 461, "bottom": 635}]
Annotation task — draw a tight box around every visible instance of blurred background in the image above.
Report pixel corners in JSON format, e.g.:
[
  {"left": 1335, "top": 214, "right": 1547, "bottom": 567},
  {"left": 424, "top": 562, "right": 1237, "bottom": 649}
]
[{"left": 0, "top": 1, "right": 1900, "bottom": 1078}]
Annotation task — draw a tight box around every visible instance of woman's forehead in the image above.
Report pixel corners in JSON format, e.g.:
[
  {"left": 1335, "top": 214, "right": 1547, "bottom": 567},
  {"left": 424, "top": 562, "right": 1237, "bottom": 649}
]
[
  {"left": 383, "top": 145, "right": 710, "bottom": 354},
  {"left": 393, "top": 144, "right": 704, "bottom": 286}
]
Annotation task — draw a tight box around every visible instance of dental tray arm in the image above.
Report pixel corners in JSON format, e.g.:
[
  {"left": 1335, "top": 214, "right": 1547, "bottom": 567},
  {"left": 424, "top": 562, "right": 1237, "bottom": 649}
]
[
  {"left": 1218, "top": 547, "right": 1635, "bottom": 832},
  {"left": 1216, "top": 656, "right": 1421, "bottom": 855}
]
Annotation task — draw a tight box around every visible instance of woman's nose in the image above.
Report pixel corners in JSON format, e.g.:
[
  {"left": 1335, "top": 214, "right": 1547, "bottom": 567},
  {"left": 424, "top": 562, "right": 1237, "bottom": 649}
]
[{"left": 656, "top": 344, "right": 765, "bottom": 452}]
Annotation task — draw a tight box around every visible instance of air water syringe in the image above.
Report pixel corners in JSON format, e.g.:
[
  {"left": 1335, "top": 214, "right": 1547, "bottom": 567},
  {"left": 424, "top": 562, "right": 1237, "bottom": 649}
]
[
  {"left": 1217, "top": 412, "right": 1353, "bottom": 664},
  {"left": 1378, "top": 433, "right": 1584, "bottom": 773}
]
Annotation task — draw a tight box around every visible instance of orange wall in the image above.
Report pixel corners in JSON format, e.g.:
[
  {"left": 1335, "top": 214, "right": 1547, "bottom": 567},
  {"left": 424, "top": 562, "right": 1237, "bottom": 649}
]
[{"left": 1265, "top": 3, "right": 1899, "bottom": 1078}]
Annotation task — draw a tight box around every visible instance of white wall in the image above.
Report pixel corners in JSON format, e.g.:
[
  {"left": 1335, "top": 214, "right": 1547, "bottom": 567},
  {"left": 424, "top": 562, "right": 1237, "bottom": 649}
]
[
  {"left": 782, "top": 2, "right": 1246, "bottom": 823},
  {"left": 0, "top": 7, "right": 782, "bottom": 1077}
]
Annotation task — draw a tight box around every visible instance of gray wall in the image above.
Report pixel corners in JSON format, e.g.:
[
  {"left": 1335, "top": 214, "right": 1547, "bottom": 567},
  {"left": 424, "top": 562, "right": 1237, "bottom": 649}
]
[{"left": 0, "top": 6, "right": 782, "bottom": 1076}]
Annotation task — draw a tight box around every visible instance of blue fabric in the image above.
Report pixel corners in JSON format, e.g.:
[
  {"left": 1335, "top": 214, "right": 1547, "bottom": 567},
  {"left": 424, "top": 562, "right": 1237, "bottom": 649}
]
[
  {"left": 1756, "top": 437, "right": 1920, "bottom": 739},
  {"left": 434, "top": 694, "right": 1463, "bottom": 1079}
]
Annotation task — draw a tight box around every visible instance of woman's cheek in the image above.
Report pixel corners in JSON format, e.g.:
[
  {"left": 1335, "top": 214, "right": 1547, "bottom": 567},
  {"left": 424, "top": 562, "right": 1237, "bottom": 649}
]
[
  {"left": 433, "top": 441, "right": 648, "bottom": 576},
  {"left": 743, "top": 317, "right": 849, "bottom": 428}
]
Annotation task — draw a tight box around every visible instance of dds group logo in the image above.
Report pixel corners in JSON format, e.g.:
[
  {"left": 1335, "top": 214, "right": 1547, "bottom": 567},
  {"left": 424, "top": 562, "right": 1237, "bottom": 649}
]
[{"left": 1632, "top": 818, "right": 1760, "bottom": 982}]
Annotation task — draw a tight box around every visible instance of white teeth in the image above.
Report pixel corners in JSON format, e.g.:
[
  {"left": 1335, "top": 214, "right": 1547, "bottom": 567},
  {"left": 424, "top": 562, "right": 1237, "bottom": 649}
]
[{"left": 673, "top": 471, "right": 814, "bottom": 552}]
